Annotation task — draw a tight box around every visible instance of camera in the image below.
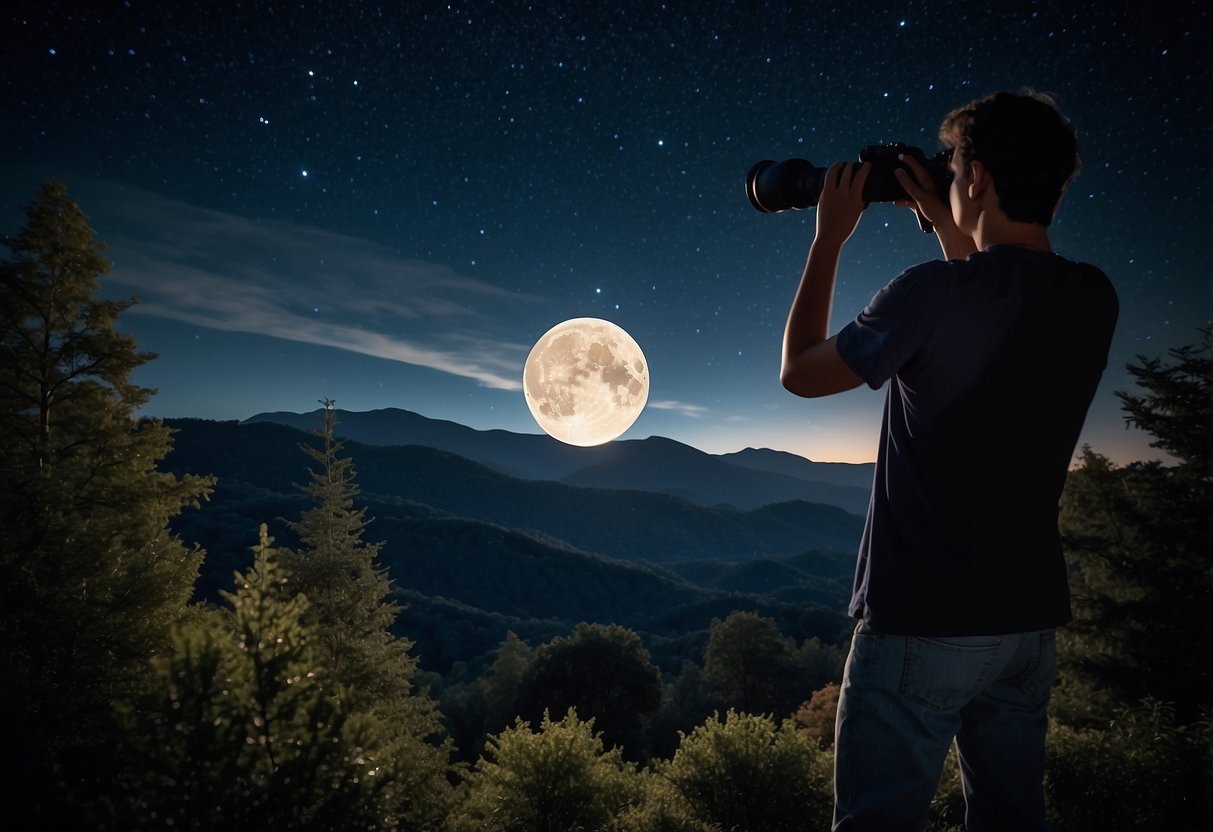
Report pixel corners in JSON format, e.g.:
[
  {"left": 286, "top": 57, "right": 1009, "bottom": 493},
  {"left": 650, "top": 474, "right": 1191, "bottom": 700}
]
[{"left": 745, "top": 143, "right": 953, "bottom": 232}]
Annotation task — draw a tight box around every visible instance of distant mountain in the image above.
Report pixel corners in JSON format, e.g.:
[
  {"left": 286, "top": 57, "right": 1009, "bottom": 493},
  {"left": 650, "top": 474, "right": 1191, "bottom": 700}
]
[
  {"left": 162, "top": 418, "right": 864, "bottom": 564},
  {"left": 243, "top": 407, "right": 872, "bottom": 514},
  {"left": 720, "top": 447, "right": 876, "bottom": 491},
  {"left": 562, "top": 436, "right": 871, "bottom": 514},
  {"left": 243, "top": 407, "right": 600, "bottom": 480}
]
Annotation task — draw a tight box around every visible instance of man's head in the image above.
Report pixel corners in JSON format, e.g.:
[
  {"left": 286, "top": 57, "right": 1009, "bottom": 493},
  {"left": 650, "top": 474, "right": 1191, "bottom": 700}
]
[{"left": 939, "top": 91, "right": 1079, "bottom": 227}]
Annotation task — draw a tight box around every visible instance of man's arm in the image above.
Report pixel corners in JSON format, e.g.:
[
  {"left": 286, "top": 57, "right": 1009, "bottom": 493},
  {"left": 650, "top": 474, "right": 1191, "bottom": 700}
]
[{"left": 781, "top": 161, "right": 869, "bottom": 398}]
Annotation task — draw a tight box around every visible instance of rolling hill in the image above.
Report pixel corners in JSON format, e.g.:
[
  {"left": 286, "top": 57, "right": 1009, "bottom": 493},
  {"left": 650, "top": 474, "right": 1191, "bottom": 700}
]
[
  {"left": 160, "top": 416, "right": 863, "bottom": 673},
  {"left": 243, "top": 407, "right": 873, "bottom": 513}
]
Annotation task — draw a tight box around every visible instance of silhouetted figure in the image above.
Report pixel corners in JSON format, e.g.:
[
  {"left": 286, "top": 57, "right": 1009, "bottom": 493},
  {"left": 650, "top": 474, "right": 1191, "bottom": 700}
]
[{"left": 779, "top": 91, "right": 1118, "bottom": 830}]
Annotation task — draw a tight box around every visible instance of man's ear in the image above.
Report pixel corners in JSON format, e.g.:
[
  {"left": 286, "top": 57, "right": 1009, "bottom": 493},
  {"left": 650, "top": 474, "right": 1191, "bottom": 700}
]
[{"left": 968, "top": 160, "right": 992, "bottom": 200}]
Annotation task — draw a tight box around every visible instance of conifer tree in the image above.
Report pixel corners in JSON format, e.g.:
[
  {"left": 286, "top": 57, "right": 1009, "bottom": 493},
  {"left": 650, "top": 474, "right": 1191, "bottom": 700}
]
[
  {"left": 1057, "top": 335, "right": 1212, "bottom": 724},
  {"left": 1051, "top": 336, "right": 1212, "bottom": 829},
  {"left": 287, "top": 399, "right": 401, "bottom": 693},
  {"left": 0, "top": 179, "right": 212, "bottom": 825},
  {"left": 286, "top": 400, "right": 455, "bottom": 826},
  {"left": 116, "top": 525, "right": 392, "bottom": 830}
]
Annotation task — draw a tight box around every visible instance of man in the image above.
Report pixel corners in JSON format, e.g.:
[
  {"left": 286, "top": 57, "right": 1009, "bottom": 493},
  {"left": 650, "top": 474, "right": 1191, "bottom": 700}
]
[{"left": 780, "top": 91, "right": 1118, "bottom": 830}]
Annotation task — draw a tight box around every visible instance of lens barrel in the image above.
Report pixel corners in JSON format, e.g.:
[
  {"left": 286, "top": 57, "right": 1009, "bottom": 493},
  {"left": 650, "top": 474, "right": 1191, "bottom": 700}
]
[
  {"left": 747, "top": 145, "right": 952, "bottom": 216},
  {"left": 745, "top": 158, "right": 825, "bottom": 213}
]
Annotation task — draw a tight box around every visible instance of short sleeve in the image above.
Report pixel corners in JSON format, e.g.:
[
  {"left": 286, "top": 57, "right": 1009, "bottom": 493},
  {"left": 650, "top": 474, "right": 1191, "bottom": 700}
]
[{"left": 836, "top": 264, "right": 938, "bottom": 389}]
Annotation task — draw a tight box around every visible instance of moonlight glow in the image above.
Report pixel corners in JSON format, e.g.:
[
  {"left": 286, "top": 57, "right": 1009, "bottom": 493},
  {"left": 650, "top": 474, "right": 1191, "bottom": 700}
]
[{"left": 523, "top": 318, "right": 650, "bottom": 446}]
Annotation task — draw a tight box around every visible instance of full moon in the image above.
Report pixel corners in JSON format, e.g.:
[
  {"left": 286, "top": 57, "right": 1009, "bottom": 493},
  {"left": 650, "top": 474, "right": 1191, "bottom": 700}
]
[{"left": 523, "top": 318, "right": 650, "bottom": 446}]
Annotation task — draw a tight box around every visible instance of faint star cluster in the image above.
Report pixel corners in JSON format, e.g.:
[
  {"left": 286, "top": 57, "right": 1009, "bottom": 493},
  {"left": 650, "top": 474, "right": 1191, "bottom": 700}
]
[{"left": 1, "top": 0, "right": 1209, "bottom": 464}]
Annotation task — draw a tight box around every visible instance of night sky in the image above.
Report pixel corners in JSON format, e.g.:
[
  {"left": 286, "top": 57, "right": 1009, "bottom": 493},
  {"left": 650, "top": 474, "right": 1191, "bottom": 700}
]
[{"left": 3, "top": 1, "right": 1209, "bottom": 465}]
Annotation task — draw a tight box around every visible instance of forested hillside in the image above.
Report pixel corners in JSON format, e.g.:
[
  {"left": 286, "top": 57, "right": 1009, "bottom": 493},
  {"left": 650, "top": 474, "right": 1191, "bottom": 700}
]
[
  {"left": 162, "top": 418, "right": 865, "bottom": 563},
  {"left": 163, "top": 422, "right": 858, "bottom": 675},
  {"left": 244, "top": 406, "right": 875, "bottom": 513}
]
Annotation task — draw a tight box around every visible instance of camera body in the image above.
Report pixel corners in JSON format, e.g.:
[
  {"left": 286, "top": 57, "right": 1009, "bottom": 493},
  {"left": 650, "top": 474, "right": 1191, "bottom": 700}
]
[{"left": 746, "top": 143, "right": 953, "bottom": 231}]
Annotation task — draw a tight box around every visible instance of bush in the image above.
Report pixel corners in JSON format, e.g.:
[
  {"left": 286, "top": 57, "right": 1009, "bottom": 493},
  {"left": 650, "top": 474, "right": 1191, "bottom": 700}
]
[
  {"left": 1045, "top": 698, "right": 1212, "bottom": 831},
  {"left": 658, "top": 709, "right": 833, "bottom": 832},
  {"left": 447, "top": 708, "right": 641, "bottom": 832}
]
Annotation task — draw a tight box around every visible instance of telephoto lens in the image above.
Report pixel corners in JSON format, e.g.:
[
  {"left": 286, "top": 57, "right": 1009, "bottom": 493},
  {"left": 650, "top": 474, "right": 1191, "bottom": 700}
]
[{"left": 746, "top": 144, "right": 953, "bottom": 232}]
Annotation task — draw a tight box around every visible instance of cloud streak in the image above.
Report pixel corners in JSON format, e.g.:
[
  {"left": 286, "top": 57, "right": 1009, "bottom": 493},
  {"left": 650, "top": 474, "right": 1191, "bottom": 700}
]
[
  {"left": 86, "top": 182, "right": 536, "bottom": 390},
  {"left": 648, "top": 399, "right": 709, "bottom": 418}
]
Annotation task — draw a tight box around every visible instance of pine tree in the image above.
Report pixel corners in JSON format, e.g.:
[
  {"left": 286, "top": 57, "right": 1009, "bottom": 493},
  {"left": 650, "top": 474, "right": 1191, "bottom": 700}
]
[
  {"left": 115, "top": 525, "right": 393, "bottom": 830},
  {"left": 1056, "top": 335, "right": 1212, "bottom": 724},
  {"left": 286, "top": 400, "right": 454, "bottom": 826},
  {"left": 1116, "top": 334, "right": 1212, "bottom": 469},
  {"left": 1051, "top": 335, "right": 1212, "bottom": 829},
  {"left": 287, "top": 399, "right": 400, "bottom": 694},
  {"left": 0, "top": 179, "right": 212, "bottom": 825}
]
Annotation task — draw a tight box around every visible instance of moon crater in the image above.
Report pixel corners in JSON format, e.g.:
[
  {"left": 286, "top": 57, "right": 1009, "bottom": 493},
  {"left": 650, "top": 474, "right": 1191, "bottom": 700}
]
[{"left": 523, "top": 318, "right": 650, "bottom": 446}]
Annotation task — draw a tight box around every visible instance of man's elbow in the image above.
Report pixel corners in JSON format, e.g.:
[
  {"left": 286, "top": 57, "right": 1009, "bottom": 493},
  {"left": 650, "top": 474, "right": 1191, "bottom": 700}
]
[
  {"left": 781, "top": 355, "right": 863, "bottom": 398},
  {"left": 781, "top": 338, "right": 863, "bottom": 397},
  {"left": 781, "top": 367, "right": 828, "bottom": 398}
]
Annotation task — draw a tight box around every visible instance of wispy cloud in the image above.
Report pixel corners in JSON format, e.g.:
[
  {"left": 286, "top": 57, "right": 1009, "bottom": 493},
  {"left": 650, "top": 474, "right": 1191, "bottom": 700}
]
[
  {"left": 648, "top": 399, "right": 709, "bottom": 418},
  {"left": 85, "top": 183, "right": 537, "bottom": 390}
]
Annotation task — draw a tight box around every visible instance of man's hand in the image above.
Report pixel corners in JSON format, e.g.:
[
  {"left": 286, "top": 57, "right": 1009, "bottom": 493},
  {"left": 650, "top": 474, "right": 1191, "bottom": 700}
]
[
  {"left": 894, "top": 153, "right": 976, "bottom": 260},
  {"left": 815, "top": 161, "right": 871, "bottom": 250}
]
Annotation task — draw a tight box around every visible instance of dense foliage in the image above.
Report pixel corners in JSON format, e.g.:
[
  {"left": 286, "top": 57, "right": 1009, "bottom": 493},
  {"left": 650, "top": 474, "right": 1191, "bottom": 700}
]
[
  {"left": 447, "top": 709, "right": 641, "bottom": 832},
  {"left": 114, "top": 526, "right": 399, "bottom": 830},
  {"left": 1048, "top": 332, "right": 1212, "bottom": 830},
  {"left": 3, "top": 181, "right": 1207, "bottom": 830},
  {"left": 659, "top": 710, "right": 833, "bottom": 831},
  {"left": 0, "top": 181, "right": 213, "bottom": 826}
]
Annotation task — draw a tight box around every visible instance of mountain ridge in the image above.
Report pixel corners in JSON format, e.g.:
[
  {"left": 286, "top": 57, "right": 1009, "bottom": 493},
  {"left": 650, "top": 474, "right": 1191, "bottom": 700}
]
[
  {"left": 163, "top": 418, "right": 864, "bottom": 564},
  {"left": 243, "top": 407, "right": 874, "bottom": 514}
]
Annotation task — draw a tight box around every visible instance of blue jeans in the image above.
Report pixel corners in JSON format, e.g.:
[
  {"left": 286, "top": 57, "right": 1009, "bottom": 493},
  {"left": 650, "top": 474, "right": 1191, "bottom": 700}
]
[{"left": 833, "top": 621, "right": 1057, "bottom": 832}]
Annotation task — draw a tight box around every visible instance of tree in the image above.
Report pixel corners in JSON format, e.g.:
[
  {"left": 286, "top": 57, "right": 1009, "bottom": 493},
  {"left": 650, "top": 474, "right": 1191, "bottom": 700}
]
[
  {"left": 114, "top": 525, "right": 393, "bottom": 830},
  {"left": 479, "top": 630, "right": 533, "bottom": 733},
  {"left": 791, "top": 635, "right": 846, "bottom": 698},
  {"left": 0, "top": 179, "right": 212, "bottom": 825},
  {"left": 703, "top": 610, "right": 798, "bottom": 715},
  {"left": 647, "top": 660, "right": 715, "bottom": 760},
  {"left": 1116, "top": 335, "right": 1211, "bottom": 468},
  {"left": 1050, "top": 335, "right": 1213, "bottom": 829},
  {"left": 793, "top": 682, "right": 840, "bottom": 748},
  {"left": 516, "top": 623, "right": 662, "bottom": 760},
  {"left": 658, "top": 710, "right": 833, "bottom": 832},
  {"left": 447, "top": 708, "right": 641, "bottom": 832},
  {"left": 287, "top": 400, "right": 399, "bottom": 688},
  {"left": 1056, "top": 336, "right": 1212, "bottom": 725},
  {"left": 285, "top": 400, "right": 455, "bottom": 827}
]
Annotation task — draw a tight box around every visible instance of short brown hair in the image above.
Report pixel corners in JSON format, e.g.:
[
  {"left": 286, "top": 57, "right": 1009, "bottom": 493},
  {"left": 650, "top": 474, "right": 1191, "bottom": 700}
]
[{"left": 939, "top": 91, "right": 1080, "bottom": 226}]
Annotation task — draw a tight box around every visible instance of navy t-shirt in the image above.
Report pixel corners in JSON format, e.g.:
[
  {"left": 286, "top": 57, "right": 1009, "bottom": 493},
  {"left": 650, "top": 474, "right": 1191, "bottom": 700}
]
[{"left": 835, "top": 245, "right": 1118, "bottom": 635}]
